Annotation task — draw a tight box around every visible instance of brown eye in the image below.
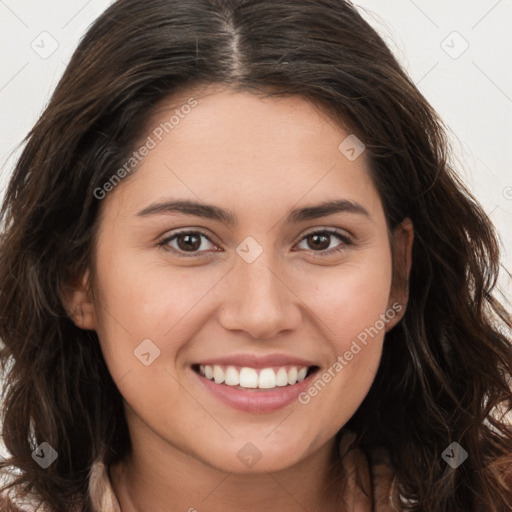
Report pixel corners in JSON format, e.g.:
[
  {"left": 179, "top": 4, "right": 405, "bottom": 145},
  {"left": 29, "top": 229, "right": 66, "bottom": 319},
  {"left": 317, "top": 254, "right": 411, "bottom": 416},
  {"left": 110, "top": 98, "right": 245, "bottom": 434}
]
[
  {"left": 306, "top": 233, "right": 331, "bottom": 251},
  {"left": 296, "top": 229, "right": 352, "bottom": 255},
  {"left": 176, "top": 233, "right": 202, "bottom": 251},
  {"left": 159, "top": 230, "right": 217, "bottom": 256}
]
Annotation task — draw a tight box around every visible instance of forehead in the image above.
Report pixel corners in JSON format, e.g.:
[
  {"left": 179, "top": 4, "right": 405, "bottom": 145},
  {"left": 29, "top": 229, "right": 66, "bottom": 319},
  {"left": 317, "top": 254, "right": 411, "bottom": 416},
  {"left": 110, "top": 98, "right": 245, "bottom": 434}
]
[{"left": 102, "top": 87, "right": 384, "bottom": 223}]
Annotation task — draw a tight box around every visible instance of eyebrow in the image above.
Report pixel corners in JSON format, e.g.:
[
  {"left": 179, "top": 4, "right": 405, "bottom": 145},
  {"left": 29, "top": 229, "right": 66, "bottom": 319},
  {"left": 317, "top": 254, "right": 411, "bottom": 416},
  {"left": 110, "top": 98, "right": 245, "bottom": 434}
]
[{"left": 136, "top": 198, "right": 370, "bottom": 224}]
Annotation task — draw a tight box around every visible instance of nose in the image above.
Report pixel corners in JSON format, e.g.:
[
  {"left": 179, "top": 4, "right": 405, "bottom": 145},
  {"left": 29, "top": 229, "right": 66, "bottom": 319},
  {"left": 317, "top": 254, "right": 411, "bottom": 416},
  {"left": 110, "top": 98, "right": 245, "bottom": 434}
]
[{"left": 217, "top": 250, "right": 302, "bottom": 340}]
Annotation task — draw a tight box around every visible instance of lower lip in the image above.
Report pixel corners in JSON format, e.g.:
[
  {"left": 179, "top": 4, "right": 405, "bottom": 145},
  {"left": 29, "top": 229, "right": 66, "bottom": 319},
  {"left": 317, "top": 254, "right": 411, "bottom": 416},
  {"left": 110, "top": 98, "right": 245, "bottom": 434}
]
[{"left": 194, "top": 368, "right": 318, "bottom": 414}]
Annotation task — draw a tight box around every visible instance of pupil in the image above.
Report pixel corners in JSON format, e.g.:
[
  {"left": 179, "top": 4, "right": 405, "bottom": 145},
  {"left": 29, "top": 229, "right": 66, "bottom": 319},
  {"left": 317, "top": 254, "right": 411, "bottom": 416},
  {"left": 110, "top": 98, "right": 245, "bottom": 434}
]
[
  {"left": 178, "top": 234, "right": 200, "bottom": 251},
  {"left": 309, "top": 233, "right": 329, "bottom": 250}
]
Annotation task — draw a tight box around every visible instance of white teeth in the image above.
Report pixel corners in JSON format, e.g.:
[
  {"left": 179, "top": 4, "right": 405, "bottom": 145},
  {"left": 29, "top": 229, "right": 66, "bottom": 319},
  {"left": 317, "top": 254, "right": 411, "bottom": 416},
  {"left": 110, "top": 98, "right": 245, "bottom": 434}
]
[
  {"left": 287, "top": 366, "right": 298, "bottom": 385},
  {"left": 258, "top": 368, "right": 276, "bottom": 389},
  {"left": 224, "top": 366, "right": 240, "bottom": 386},
  {"left": 239, "top": 367, "right": 258, "bottom": 388},
  {"left": 204, "top": 365, "right": 214, "bottom": 380},
  {"left": 276, "top": 367, "right": 288, "bottom": 387},
  {"left": 213, "top": 365, "right": 225, "bottom": 384},
  {"left": 199, "top": 364, "right": 312, "bottom": 389}
]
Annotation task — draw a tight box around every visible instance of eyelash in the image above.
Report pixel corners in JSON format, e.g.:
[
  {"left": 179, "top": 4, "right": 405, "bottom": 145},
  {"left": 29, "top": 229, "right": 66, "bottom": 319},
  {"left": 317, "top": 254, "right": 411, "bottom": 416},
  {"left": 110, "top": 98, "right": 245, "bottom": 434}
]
[{"left": 157, "top": 228, "right": 353, "bottom": 258}]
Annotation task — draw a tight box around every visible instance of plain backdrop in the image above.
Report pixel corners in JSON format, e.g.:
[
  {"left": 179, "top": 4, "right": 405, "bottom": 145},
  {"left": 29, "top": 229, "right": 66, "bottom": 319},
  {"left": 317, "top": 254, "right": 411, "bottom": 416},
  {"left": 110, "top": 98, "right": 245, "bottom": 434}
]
[{"left": 0, "top": 1, "right": 511, "bottom": 294}]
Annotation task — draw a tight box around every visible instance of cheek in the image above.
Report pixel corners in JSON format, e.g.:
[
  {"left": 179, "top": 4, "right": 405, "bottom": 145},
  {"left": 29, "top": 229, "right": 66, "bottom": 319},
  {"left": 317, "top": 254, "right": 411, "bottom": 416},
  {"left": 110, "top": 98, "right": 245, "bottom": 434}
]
[
  {"left": 301, "top": 251, "right": 393, "bottom": 346},
  {"left": 291, "top": 250, "right": 393, "bottom": 417},
  {"left": 91, "top": 247, "right": 224, "bottom": 377},
  {"left": 90, "top": 253, "right": 208, "bottom": 428}
]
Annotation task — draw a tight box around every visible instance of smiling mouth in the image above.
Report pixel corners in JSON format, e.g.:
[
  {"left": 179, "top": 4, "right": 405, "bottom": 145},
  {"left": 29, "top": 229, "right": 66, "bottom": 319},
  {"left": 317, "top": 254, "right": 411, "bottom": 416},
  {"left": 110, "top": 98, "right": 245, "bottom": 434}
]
[{"left": 192, "top": 364, "right": 319, "bottom": 390}]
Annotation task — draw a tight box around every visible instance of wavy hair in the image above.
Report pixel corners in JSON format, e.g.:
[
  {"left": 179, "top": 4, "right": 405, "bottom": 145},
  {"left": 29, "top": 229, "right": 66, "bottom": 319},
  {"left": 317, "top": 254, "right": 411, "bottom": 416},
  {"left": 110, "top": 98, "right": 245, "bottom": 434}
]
[{"left": 1, "top": 0, "right": 511, "bottom": 510}]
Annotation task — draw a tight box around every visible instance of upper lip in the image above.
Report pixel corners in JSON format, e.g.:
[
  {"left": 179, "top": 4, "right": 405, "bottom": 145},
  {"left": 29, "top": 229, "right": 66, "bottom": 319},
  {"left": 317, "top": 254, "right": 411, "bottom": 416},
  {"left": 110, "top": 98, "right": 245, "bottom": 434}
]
[{"left": 195, "top": 354, "right": 317, "bottom": 369}]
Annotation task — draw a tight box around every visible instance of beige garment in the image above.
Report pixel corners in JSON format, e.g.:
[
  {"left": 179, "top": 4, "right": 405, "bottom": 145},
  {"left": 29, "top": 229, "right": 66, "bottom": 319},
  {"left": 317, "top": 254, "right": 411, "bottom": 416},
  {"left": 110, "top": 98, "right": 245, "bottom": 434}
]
[{"left": 1, "top": 431, "right": 402, "bottom": 511}]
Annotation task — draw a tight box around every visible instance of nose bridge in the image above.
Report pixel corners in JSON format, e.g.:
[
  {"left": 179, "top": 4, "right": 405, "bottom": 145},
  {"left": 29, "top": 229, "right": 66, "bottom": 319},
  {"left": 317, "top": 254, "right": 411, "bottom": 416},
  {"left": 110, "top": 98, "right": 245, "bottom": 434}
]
[
  {"left": 218, "top": 238, "right": 302, "bottom": 338},
  {"left": 240, "top": 253, "right": 281, "bottom": 302},
  {"left": 235, "top": 235, "right": 282, "bottom": 294}
]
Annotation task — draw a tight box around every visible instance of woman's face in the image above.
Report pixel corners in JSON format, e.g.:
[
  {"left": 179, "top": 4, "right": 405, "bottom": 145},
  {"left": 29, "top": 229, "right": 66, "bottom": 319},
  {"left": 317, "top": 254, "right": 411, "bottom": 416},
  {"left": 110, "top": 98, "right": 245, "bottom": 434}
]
[{"left": 70, "top": 87, "right": 412, "bottom": 474}]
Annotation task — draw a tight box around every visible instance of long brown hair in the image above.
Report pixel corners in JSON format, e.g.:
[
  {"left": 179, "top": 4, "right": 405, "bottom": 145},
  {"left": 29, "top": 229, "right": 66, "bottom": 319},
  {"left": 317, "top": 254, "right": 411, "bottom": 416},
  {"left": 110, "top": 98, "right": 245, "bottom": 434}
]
[{"left": 1, "top": 0, "right": 511, "bottom": 510}]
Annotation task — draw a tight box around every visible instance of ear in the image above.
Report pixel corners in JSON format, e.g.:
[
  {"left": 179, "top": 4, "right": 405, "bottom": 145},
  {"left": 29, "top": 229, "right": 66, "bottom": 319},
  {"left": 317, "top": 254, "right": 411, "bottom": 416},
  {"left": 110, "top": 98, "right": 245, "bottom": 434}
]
[
  {"left": 385, "top": 217, "right": 414, "bottom": 331},
  {"left": 61, "top": 268, "right": 97, "bottom": 330}
]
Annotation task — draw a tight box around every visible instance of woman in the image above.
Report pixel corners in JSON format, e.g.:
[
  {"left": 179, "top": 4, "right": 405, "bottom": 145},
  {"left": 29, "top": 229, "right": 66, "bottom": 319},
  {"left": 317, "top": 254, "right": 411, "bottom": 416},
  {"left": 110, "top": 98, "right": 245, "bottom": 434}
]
[{"left": 1, "top": 0, "right": 511, "bottom": 510}]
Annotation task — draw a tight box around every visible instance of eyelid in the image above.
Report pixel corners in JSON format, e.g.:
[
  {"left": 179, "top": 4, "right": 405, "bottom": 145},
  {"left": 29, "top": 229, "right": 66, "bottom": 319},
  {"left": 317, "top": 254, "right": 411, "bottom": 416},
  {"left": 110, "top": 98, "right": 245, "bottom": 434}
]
[
  {"left": 298, "top": 226, "right": 353, "bottom": 241},
  {"left": 158, "top": 229, "right": 220, "bottom": 256},
  {"left": 158, "top": 226, "right": 354, "bottom": 257},
  {"left": 293, "top": 227, "right": 353, "bottom": 255}
]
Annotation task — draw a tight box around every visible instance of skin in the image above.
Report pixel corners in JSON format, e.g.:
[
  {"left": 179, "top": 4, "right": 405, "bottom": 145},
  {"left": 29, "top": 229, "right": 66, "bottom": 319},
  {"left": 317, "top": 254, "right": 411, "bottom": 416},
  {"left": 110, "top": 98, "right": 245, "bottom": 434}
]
[{"left": 66, "top": 87, "right": 413, "bottom": 512}]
